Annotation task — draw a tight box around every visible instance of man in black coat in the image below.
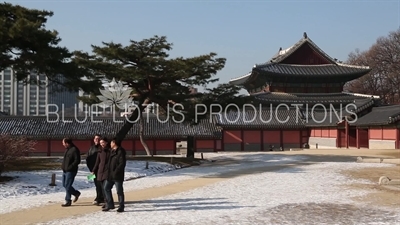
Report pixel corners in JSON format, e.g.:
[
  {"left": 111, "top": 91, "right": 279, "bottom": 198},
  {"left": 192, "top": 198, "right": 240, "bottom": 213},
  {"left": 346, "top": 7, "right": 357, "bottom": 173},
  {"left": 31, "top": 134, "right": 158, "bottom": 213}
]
[
  {"left": 86, "top": 134, "right": 104, "bottom": 205},
  {"left": 92, "top": 137, "right": 111, "bottom": 208},
  {"left": 61, "top": 138, "right": 81, "bottom": 207},
  {"left": 103, "top": 138, "right": 126, "bottom": 213}
]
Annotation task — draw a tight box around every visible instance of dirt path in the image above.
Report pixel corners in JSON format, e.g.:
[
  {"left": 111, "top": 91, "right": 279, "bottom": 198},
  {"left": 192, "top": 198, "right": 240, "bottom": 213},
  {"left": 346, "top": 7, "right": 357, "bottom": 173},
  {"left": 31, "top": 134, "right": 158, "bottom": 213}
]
[{"left": 1, "top": 162, "right": 309, "bottom": 225}]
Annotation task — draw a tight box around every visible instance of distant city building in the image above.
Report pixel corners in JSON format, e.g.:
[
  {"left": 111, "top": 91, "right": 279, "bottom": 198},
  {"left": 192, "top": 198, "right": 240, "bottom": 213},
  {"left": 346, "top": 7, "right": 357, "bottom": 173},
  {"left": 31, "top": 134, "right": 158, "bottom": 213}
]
[{"left": 0, "top": 68, "right": 79, "bottom": 116}]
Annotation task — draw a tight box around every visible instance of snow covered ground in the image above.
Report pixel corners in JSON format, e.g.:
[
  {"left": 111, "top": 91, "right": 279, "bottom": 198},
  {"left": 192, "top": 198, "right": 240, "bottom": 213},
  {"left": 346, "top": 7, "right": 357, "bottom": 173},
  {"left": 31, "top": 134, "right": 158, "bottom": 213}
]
[
  {"left": 2, "top": 152, "right": 400, "bottom": 224},
  {"left": 0, "top": 160, "right": 176, "bottom": 200}
]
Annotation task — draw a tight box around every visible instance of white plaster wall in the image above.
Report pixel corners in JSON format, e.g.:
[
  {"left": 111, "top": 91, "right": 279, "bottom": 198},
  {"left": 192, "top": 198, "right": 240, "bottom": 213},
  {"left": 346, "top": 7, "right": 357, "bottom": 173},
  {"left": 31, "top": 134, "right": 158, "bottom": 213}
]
[{"left": 369, "top": 140, "right": 396, "bottom": 149}]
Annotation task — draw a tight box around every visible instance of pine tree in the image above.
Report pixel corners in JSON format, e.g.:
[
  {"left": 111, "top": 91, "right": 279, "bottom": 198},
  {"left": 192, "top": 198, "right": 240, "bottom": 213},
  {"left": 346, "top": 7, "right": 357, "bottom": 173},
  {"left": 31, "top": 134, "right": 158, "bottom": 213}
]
[{"left": 74, "top": 35, "right": 250, "bottom": 155}]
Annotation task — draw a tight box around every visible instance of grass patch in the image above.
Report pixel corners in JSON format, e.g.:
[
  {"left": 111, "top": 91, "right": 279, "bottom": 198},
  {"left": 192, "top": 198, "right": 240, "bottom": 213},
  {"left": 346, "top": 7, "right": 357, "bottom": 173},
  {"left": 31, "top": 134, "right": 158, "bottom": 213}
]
[{"left": 4, "top": 157, "right": 61, "bottom": 173}]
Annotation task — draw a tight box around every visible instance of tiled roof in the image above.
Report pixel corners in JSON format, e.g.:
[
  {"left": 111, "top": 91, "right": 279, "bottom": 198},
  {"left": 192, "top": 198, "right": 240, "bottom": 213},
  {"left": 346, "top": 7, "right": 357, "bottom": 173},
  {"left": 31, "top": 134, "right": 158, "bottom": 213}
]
[
  {"left": 230, "top": 64, "right": 370, "bottom": 87},
  {"left": 253, "top": 63, "right": 371, "bottom": 81},
  {"left": 229, "top": 33, "right": 371, "bottom": 86},
  {"left": 305, "top": 98, "right": 377, "bottom": 127},
  {"left": 215, "top": 108, "right": 306, "bottom": 129},
  {"left": 216, "top": 98, "right": 379, "bottom": 128},
  {"left": 352, "top": 105, "right": 400, "bottom": 126},
  {"left": 0, "top": 116, "right": 221, "bottom": 139},
  {"left": 254, "top": 92, "right": 378, "bottom": 105}
]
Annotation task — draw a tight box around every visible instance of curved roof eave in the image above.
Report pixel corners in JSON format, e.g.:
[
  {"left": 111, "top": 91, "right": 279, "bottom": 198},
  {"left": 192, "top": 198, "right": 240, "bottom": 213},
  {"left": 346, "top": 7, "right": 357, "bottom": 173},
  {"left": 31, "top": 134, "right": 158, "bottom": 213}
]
[{"left": 229, "top": 72, "right": 252, "bottom": 85}]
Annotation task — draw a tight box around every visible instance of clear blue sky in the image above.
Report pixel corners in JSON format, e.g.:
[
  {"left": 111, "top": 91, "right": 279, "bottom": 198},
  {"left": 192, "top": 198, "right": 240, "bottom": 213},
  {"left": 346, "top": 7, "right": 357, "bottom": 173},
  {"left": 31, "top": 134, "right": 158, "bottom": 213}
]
[{"left": 9, "top": 0, "right": 400, "bottom": 93}]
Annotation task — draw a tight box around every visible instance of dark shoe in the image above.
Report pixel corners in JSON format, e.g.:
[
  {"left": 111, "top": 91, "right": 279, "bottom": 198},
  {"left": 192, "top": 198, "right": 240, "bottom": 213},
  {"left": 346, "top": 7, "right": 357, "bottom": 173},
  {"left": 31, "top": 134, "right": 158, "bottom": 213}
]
[
  {"left": 102, "top": 206, "right": 115, "bottom": 212},
  {"left": 97, "top": 200, "right": 105, "bottom": 206},
  {"left": 117, "top": 208, "right": 124, "bottom": 213},
  {"left": 102, "top": 204, "right": 106, "bottom": 209},
  {"left": 73, "top": 191, "right": 81, "bottom": 203},
  {"left": 61, "top": 201, "right": 72, "bottom": 207}
]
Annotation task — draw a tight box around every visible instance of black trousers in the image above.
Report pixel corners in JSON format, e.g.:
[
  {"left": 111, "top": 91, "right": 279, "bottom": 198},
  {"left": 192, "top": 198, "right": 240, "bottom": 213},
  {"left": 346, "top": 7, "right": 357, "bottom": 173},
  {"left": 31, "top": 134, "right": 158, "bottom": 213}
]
[{"left": 94, "top": 178, "right": 105, "bottom": 202}]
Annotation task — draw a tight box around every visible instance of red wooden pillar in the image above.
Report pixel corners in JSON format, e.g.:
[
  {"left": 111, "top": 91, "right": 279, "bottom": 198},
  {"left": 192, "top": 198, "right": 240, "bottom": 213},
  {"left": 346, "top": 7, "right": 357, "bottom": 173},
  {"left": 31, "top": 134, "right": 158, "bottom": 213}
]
[
  {"left": 280, "top": 129, "right": 283, "bottom": 149},
  {"left": 132, "top": 138, "right": 136, "bottom": 155},
  {"left": 299, "top": 129, "right": 302, "bottom": 148},
  {"left": 345, "top": 121, "right": 349, "bottom": 149},
  {"left": 367, "top": 128, "right": 370, "bottom": 149},
  {"left": 396, "top": 128, "right": 400, "bottom": 149},
  {"left": 356, "top": 128, "right": 360, "bottom": 149},
  {"left": 336, "top": 129, "right": 339, "bottom": 148},
  {"left": 47, "top": 139, "right": 51, "bottom": 156},
  {"left": 173, "top": 139, "right": 177, "bottom": 154},
  {"left": 221, "top": 130, "right": 225, "bottom": 151},
  {"left": 240, "top": 129, "right": 244, "bottom": 151},
  {"left": 213, "top": 139, "right": 217, "bottom": 152},
  {"left": 152, "top": 139, "right": 156, "bottom": 155},
  {"left": 261, "top": 130, "right": 264, "bottom": 151},
  {"left": 194, "top": 138, "right": 197, "bottom": 152}
]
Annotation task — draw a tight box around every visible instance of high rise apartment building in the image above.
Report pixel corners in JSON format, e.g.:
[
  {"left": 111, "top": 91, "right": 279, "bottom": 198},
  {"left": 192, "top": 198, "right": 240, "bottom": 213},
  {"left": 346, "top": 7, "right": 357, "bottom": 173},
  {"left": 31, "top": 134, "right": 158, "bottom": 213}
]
[{"left": 0, "top": 68, "right": 78, "bottom": 116}]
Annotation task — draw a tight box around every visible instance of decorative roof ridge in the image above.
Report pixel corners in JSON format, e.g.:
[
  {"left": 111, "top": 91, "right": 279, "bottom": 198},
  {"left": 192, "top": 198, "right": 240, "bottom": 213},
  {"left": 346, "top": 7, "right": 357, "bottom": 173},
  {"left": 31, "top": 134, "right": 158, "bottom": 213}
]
[
  {"left": 352, "top": 99, "right": 375, "bottom": 114},
  {"left": 274, "top": 63, "right": 336, "bottom": 67},
  {"left": 254, "top": 62, "right": 273, "bottom": 68},
  {"left": 267, "top": 92, "right": 297, "bottom": 97},
  {"left": 336, "top": 62, "right": 370, "bottom": 70},
  {"left": 371, "top": 104, "right": 400, "bottom": 111},
  {"left": 269, "top": 36, "right": 305, "bottom": 63},
  {"left": 342, "top": 91, "right": 380, "bottom": 99},
  {"left": 255, "top": 63, "right": 371, "bottom": 68},
  {"left": 294, "top": 92, "right": 350, "bottom": 96},
  {"left": 269, "top": 33, "right": 337, "bottom": 64},
  {"left": 388, "top": 113, "right": 400, "bottom": 123}
]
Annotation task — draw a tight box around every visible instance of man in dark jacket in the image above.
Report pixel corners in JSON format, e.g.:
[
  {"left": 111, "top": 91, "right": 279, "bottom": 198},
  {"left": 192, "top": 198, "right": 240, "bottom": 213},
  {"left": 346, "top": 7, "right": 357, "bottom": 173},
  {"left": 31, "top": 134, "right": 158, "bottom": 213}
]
[
  {"left": 86, "top": 134, "right": 104, "bottom": 205},
  {"left": 92, "top": 137, "right": 111, "bottom": 208},
  {"left": 103, "top": 138, "right": 126, "bottom": 213},
  {"left": 61, "top": 138, "right": 81, "bottom": 207}
]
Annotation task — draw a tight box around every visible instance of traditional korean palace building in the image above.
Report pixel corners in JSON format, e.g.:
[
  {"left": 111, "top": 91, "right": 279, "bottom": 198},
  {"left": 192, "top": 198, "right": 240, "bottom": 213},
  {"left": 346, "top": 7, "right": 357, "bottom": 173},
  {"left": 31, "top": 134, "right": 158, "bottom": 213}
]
[
  {"left": 0, "top": 33, "right": 399, "bottom": 155},
  {"left": 224, "top": 32, "right": 400, "bottom": 151}
]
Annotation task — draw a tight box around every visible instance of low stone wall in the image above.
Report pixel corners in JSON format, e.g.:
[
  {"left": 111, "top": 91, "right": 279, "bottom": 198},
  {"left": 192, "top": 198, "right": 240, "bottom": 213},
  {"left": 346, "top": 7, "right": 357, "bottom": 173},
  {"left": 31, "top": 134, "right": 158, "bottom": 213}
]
[{"left": 356, "top": 156, "right": 400, "bottom": 164}]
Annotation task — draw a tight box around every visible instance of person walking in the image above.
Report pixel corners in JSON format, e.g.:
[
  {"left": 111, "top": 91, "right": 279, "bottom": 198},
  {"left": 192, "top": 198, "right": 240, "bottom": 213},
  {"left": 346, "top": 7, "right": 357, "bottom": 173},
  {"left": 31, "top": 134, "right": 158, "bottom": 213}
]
[
  {"left": 92, "top": 137, "right": 111, "bottom": 208},
  {"left": 86, "top": 134, "right": 104, "bottom": 205},
  {"left": 103, "top": 138, "right": 126, "bottom": 213},
  {"left": 61, "top": 137, "right": 81, "bottom": 207}
]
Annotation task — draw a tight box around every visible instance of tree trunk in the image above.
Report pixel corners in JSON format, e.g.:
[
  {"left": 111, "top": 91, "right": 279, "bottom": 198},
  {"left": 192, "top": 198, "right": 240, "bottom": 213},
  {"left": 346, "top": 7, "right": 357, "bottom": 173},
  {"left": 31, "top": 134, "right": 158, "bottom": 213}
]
[
  {"left": 115, "top": 98, "right": 145, "bottom": 141},
  {"left": 186, "top": 135, "right": 195, "bottom": 158},
  {"left": 115, "top": 107, "right": 140, "bottom": 141},
  {"left": 139, "top": 110, "right": 152, "bottom": 156}
]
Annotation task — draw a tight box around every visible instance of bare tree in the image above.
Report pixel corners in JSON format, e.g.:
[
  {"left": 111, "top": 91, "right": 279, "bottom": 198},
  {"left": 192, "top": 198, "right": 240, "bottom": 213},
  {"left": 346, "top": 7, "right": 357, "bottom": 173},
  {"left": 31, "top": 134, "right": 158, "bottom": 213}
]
[
  {"left": 345, "top": 29, "right": 400, "bottom": 104},
  {"left": 0, "top": 135, "right": 37, "bottom": 176}
]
